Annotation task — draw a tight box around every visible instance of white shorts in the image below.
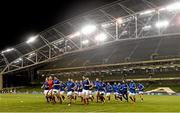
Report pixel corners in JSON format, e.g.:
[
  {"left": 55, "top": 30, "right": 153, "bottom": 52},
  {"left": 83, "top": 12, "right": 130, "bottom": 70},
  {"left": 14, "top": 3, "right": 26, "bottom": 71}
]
[
  {"left": 74, "top": 91, "right": 78, "bottom": 95},
  {"left": 89, "top": 90, "right": 92, "bottom": 95},
  {"left": 82, "top": 89, "right": 89, "bottom": 96},
  {"left": 139, "top": 91, "right": 144, "bottom": 94},
  {"left": 106, "top": 92, "right": 111, "bottom": 96},
  {"left": 129, "top": 92, "right": 136, "bottom": 96},
  {"left": 60, "top": 91, "right": 65, "bottom": 95},
  {"left": 78, "top": 92, "right": 83, "bottom": 96},
  {"left": 48, "top": 89, "right": 53, "bottom": 96},
  {"left": 100, "top": 91, "right": 105, "bottom": 95},
  {"left": 67, "top": 91, "right": 73, "bottom": 96},
  {"left": 114, "top": 92, "right": 119, "bottom": 96},
  {"left": 53, "top": 89, "right": 60, "bottom": 95},
  {"left": 44, "top": 90, "right": 49, "bottom": 95}
]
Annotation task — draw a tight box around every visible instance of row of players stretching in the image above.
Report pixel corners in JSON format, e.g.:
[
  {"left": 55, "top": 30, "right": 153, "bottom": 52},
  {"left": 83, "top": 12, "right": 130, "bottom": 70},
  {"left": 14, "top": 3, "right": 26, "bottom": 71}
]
[{"left": 41, "top": 76, "right": 144, "bottom": 105}]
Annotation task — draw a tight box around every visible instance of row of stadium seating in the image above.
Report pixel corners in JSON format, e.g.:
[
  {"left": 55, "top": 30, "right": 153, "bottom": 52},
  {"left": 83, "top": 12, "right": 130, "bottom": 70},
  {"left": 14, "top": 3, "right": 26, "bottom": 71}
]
[{"left": 43, "top": 35, "right": 180, "bottom": 69}]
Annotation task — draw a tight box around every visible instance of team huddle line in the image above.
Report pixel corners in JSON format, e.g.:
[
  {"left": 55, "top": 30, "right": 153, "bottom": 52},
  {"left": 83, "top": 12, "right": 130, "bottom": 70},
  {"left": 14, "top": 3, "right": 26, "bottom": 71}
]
[{"left": 41, "top": 76, "right": 144, "bottom": 105}]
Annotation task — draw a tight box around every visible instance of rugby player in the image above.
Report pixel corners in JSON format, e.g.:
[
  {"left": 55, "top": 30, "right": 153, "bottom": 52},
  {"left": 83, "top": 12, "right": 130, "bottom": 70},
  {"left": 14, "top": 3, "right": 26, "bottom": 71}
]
[
  {"left": 138, "top": 83, "right": 144, "bottom": 102},
  {"left": 129, "top": 80, "right": 136, "bottom": 103},
  {"left": 105, "top": 82, "right": 113, "bottom": 102},
  {"left": 66, "top": 78, "right": 75, "bottom": 106}
]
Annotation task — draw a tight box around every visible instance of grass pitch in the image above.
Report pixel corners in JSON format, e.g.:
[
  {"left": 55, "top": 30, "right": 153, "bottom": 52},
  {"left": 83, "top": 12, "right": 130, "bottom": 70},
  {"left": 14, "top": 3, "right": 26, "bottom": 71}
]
[{"left": 0, "top": 94, "right": 180, "bottom": 112}]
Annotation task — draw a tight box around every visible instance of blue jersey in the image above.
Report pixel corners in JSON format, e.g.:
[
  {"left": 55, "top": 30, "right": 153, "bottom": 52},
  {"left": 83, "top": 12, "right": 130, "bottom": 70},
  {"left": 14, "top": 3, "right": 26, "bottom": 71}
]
[
  {"left": 129, "top": 82, "right": 136, "bottom": 93},
  {"left": 43, "top": 82, "right": 49, "bottom": 90},
  {"left": 60, "top": 83, "right": 66, "bottom": 91},
  {"left": 118, "top": 84, "right": 123, "bottom": 94},
  {"left": 94, "top": 81, "right": 100, "bottom": 91},
  {"left": 53, "top": 80, "right": 60, "bottom": 90},
  {"left": 82, "top": 80, "right": 90, "bottom": 90},
  {"left": 113, "top": 84, "right": 119, "bottom": 92},
  {"left": 121, "top": 83, "right": 128, "bottom": 93},
  {"left": 138, "top": 83, "right": 144, "bottom": 91},
  {"left": 106, "top": 84, "right": 113, "bottom": 93},
  {"left": 99, "top": 82, "right": 105, "bottom": 92},
  {"left": 66, "top": 81, "right": 75, "bottom": 92},
  {"left": 77, "top": 82, "right": 83, "bottom": 92}
]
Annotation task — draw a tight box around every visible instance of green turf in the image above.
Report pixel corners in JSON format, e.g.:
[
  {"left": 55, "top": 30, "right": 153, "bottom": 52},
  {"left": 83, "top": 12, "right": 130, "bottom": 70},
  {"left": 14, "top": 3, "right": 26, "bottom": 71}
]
[{"left": 0, "top": 94, "right": 180, "bottom": 112}]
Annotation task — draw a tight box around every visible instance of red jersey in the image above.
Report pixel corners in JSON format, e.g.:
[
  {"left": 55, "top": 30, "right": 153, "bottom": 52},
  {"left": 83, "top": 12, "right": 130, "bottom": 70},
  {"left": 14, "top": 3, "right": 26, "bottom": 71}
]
[{"left": 48, "top": 80, "right": 53, "bottom": 90}]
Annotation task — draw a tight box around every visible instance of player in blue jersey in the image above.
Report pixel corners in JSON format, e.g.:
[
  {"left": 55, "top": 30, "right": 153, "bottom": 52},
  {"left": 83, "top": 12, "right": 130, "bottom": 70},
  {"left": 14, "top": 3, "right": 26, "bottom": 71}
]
[
  {"left": 41, "top": 77, "right": 50, "bottom": 102},
  {"left": 138, "top": 83, "right": 144, "bottom": 102},
  {"left": 129, "top": 80, "right": 136, "bottom": 103},
  {"left": 82, "top": 76, "right": 90, "bottom": 105},
  {"left": 106, "top": 82, "right": 113, "bottom": 102},
  {"left": 88, "top": 79, "right": 94, "bottom": 102},
  {"left": 52, "top": 77, "right": 61, "bottom": 104},
  {"left": 117, "top": 83, "right": 123, "bottom": 101},
  {"left": 113, "top": 82, "right": 119, "bottom": 101},
  {"left": 60, "top": 81, "right": 66, "bottom": 101},
  {"left": 94, "top": 78, "right": 100, "bottom": 103},
  {"left": 99, "top": 81, "right": 106, "bottom": 104},
  {"left": 121, "top": 80, "right": 128, "bottom": 102},
  {"left": 77, "top": 80, "right": 83, "bottom": 102},
  {"left": 66, "top": 78, "right": 75, "bottom": 106}
]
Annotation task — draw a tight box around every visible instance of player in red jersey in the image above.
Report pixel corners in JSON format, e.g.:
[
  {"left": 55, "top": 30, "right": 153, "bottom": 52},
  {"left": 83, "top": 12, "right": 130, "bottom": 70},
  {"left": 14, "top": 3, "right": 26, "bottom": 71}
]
[{"left": 47, "top": 76, "right": 54, "bottom": 103}]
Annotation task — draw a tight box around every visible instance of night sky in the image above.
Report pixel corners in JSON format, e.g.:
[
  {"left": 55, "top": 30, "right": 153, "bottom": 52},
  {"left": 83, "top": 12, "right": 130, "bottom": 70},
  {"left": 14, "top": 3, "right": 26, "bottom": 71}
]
[{"left": 0, "top": 0, "right": 117, "bottom": 50}]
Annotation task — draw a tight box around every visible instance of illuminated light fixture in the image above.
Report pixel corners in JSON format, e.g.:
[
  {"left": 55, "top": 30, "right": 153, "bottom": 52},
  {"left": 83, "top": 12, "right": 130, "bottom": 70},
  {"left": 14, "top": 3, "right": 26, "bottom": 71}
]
[
  {"left": 13, "top": 57, "right": 23, "bottom": 63},
  {"left": 121, "top": 30, "right": 128, "bottom": 36},
  {"left": 116, "top": 17, "right": 123, "bottom": 24},
  {"left": 101, "top": 22, "right": 114, "bottom": 28},
  {"left": 140, "top": 9, "right": 156, "bottom": 15},
  {"left": 142, "top": 25, "right": 152, "bottom": 31},
  {"left": 81, "top": 25, "right": 97, "bottom": 35},
  {"left": 82, "top": 40, "right": 89, "bottom": 45},
  {"left": 95, "top": 33, "right": 107, "bottom": 42},
  {"left": 28, "top": 52, "right": 35, "bottom": 58},
  {"left": 26, "top": 35, "right": 38, "bottom": 44},
  {"left": 1, "top": 48, "right": 15, "bottom": 54},
  {"left": 155, "top": 20, "right": 169, "bottom": 28},
  {"left": 166, "top": 2, "right": 180, "bottom": 11},
  {"left": 69, "top": 32, "right": 81, "bottom": 39}
]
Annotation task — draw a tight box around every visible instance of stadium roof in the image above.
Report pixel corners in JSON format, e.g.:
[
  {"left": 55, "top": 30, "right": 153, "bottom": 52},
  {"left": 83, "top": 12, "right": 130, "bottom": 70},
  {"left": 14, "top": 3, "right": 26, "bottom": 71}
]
[{"left": 0, "top": 0, "right": 179, "bottom": 74}]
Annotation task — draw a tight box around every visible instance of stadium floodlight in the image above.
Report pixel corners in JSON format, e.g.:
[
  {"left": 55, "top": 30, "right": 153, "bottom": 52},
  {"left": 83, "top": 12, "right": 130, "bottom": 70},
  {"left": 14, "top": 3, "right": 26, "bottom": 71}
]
[
  {"left": 142, "top": 25, "right": 152, "bottom": 31},
  {"left": 26, "top": 35, "right": 38, "bottom": 44},
  {"left": 166, "top": 2, "right": 180, "bottom": 11},
  {"left": 81, "top": 25, "right": 97, "bottom": 35},
  {"left": 1, "top": 48, "right": 15, "bottom": 54},
  {"left": 81, "top": 39, "right": 89, "bottom": 45},
  {"left": 95, "top": 33, "right": 107, "bottom": 42},
  {"left": 155, "top": 20, "right": 169, "bottom": 28},
  {"left": 69, "top": 32, "right": 81, "bottom": 39},
  {"left": 116, "top": 17, "right": 123, "bottom": 24},
  {"left": 28, "top": 52, "right": 36, "bottom": 58},
  {"left": 13, "top": 57, "right": 23, "bottom": 63},
  {"left": 140, "top": 9, "right": 155, "bottom": 15}
]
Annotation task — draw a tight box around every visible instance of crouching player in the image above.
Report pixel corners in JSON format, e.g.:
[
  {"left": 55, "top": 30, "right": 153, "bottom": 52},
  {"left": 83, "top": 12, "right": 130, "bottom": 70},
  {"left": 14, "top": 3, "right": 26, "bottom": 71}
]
[
  {"left": 138, "top": 83, "right": 144, "bottom": 102},
  {"left": 129, "top": 80, "right": 136, "bottom": 103},
  {"left": 52, "top": 77, "right": 62, "bottom": 104},
  {"left": 41, "top": 78, "right": 50, "bottom": 102},
  {"left": 106, "top": 82, "right": 113, "bottom": 102},
  {"left": 66, "top": 79, "right": 75, "bottom": 106}
]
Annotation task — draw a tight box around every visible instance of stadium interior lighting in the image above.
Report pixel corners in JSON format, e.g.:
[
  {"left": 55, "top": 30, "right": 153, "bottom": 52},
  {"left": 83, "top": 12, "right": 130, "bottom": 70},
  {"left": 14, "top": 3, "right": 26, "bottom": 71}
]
[
  {"left": 13, "top": 58, "right": 23, "bottom": 63},
  {"left": 95, "top": 33, "right": 107, "bottom": 42},
  {"left": 81, "top": 25, "right": 97, "bottom": 35},
  {"left": 26, "top": 35, "right": 38, "bottom": 44},
  {"left": 155, "top": 20, "right": 169, "bottom": 28},
  {"left": 142, "top": 25, "right": 152, "bottom": 31},
  {"left": 140, "top": 9, "right": 155, "bottom": 15},
  {"left": 166, "top": 2, "right": 180, "bottom": 11},
  {"left": 1, "top": 48, "right": 15, "bottom": 54},
  {"left": 116, "top": 17, "right": 123, "bottom": 24},
  {"left": 69, "top": 32, "right": 81, "bottom": 39},
  {"left": 82, "top": 39, "right": 89, "bottom": 45},
  {"left": 28, "top": 52, "right": 36, "bottom": 58}
]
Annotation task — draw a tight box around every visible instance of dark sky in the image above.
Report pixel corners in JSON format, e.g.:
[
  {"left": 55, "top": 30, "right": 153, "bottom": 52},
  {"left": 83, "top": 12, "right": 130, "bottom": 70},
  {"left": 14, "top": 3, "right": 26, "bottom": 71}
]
[{"left": 0, "top": 0, "right": 117, "bottom": 50}]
